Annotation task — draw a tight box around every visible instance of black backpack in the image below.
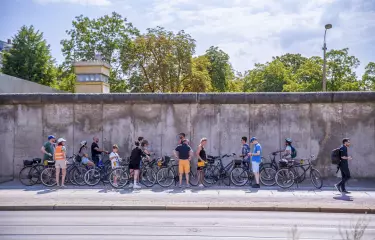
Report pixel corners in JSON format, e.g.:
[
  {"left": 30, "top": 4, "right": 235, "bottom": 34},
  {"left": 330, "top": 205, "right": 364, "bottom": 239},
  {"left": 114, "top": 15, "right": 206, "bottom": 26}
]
[{"left": 331, "top": 148, "right": 341, "bottom": 165}]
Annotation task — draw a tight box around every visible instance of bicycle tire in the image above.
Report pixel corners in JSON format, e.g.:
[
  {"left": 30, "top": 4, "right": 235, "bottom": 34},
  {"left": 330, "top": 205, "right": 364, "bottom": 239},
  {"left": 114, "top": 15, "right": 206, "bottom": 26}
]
[
  {"left": 40, "top": 168, "right": 57, "bottom": 187},
  {"left": 156, "top": 168, "right": 174, "bottom": 187},
  {"left": 84, "top": 168, "right": 101, "bottom": 186},
  {"left": 203, "top": 165, "right": 218, "bottom": 187},
  {"left": 109, "top": 168, "right": 129, "bottom": 188},
  {"left": 275, "top": 168, "right": 295, "bottom": 189},
  {"left": 189, "top": 171, "right": 199, "bottom": 186},
  {"left": 310, "top": 168, "right": 323, "bottom": 189},
  {"left": 293, "top": 165, "right": 306, "bottom": 183},
  {"left": 19, "top": 166, "right": 34, "bottom": 186},
  {"left": 73, "top": 166, "right": 88, "bottom": 186},
  {"left": 30, "top": 165, "right": 44, "bottom": 185},
  {"left": 260, "top": 167, "right": 277, "bottom": 186},
  {"left": 140, "top": 168, "right": 157, "bottom": 187},
  {"left": 68, "top": 167, "right": 77, "bottom": 185},
  {"left": 230, "top": 168, "right": 249, "bottom": 186}
]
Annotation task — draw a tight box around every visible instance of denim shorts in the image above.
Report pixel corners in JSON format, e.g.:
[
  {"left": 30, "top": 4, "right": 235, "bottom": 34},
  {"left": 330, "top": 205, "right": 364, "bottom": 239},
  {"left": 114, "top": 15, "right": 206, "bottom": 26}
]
[{"left": 252, "top": 161, "right": 260, "bottom": 173}]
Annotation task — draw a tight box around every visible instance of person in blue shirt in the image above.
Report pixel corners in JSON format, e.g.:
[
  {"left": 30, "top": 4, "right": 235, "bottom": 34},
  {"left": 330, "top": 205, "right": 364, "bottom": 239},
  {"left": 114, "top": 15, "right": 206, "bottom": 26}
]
[
  {"left": 248, "top": 137, "right": 262, "bottom": 188},
  {"left": 240, "top": 136, "right": 251, "bottom": 165}
]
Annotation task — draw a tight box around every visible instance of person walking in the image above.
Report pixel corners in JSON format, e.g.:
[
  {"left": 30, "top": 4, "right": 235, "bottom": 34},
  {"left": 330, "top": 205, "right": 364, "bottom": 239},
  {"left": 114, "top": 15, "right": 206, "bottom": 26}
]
[
  {"left": 91, "top": 137, "right": 108, "bottom": 166},
  {"left": 174, "top": 139, "right": 193, "bottom": 188},
  {"left": 41, "top": 135, "right": 55, "bottom": 166},
  {"left": 196, "top": 138, "right": 207, "bottom": 187},
  {"left": 54, "top": 138, "right": 67, "bottom": 187},
  {"left": 334, "top": 138, "right": 352, "bottom": 194},
  {"left": 249, "top": 137, "right": 262, "bottom": 188}
]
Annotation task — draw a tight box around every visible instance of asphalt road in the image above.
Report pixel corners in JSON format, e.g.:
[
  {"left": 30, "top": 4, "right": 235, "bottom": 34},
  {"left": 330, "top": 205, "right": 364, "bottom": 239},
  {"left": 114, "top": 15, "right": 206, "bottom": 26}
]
[{"left": 0, "top": 211, "right": 374, "bottom": 240}]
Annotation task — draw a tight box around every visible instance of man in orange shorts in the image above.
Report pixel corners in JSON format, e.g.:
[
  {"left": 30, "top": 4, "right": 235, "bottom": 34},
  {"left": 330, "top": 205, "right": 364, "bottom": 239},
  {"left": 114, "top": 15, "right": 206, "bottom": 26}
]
[{"left": 174, "top": 139, "right": 193, "bottom": 188}]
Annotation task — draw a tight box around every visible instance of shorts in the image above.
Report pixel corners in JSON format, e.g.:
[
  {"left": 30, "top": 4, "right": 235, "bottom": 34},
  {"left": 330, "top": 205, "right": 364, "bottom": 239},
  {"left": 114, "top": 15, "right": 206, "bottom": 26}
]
[
  {"left": 251, "top": 161, "right": 260, "bottom": 173},
  {"left": 111, "top": 159, "right": 119, "bottom": 169},
  {"left": 179, "top": 159, "right": 190, "bottom": 174},
  {"left": 129, "top": 161, "right": 140, "bottom": 170},
  {"left": 55, "top": 160, "right": 67, "bottom": 169},
  {"left": 82, "top": 157, "right": 89, "bottom": 165}
]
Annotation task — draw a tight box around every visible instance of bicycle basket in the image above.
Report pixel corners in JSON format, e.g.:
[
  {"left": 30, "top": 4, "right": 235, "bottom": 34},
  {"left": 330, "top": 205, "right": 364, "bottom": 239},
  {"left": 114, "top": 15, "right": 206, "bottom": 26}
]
[
  {"left": 33, "top": 158, "right": 41, "bottom": 164},
  {"left": 207, "top": 158, "right": 215, "bottom": 164},
  {"left": 234, "top": 159, "right": 242, "bottom": 166},
  {"left": 47, "top": 160, "right": 55, "bottom": 166},
  {"left": 162, "top": 156, "right": 171, "bottom": 166},
  {"left": 23, "top": 160, "right": 34, "bottom": 166},
  {"left": 279, "top": 161, "right": 288, "bottom": 168}
]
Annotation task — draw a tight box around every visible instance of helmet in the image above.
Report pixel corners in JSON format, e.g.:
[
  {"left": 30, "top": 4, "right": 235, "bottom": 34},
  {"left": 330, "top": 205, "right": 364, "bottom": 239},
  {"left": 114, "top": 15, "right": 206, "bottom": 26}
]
[
  {"left": 80, "top": 140, "right": 87, "bottom": 146},
  {"left": 48, "top": 135, "right": 56, "bottom": 140},
  {"left": 250, "top": 137, "right": 257, "bottom": 143},
  {"left": 57, "top": 138, "right": 66, "bottom": 144},
  {"left": 285, "top": 138, "right": 292, "bottom": 144}
]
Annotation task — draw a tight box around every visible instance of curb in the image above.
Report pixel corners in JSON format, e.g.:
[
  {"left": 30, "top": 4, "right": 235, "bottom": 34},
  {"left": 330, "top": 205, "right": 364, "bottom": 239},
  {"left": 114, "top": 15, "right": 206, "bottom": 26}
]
[{"left": 0, "top": 205, "right": 373, "bottom": 214}]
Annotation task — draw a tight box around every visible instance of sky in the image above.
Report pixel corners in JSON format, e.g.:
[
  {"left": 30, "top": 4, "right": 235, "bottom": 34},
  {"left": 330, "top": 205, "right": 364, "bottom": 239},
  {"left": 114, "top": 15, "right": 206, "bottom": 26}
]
[{"left": 1, "top": 0, "right": 375, "bottom": 76}]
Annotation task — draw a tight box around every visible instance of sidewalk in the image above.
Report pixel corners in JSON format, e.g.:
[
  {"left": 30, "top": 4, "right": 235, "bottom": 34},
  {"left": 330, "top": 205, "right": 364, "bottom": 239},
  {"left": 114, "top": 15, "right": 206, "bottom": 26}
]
[{"left": 0, "top": 179, "right": 374, "bottom": 213}]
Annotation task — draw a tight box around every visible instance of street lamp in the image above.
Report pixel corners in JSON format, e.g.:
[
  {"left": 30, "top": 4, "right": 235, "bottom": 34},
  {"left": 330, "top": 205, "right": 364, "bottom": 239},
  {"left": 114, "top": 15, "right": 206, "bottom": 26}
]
[{"left": 322, "top": 24, "right": 332, "bottom": 91}]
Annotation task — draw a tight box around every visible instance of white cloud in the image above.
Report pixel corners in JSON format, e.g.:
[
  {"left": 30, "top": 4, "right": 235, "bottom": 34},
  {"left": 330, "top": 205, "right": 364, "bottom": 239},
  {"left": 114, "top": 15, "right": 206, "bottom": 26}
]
[{"left": 33, "top": 0, "right": 112, "bottom": 6}]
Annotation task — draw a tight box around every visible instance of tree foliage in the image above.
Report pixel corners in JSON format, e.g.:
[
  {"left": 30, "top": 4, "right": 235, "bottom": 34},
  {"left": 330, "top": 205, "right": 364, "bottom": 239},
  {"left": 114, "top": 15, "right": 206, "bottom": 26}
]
[
  {"left": 362, "top": 62, "right": 375, "bottom": 91},
  {"left": 205, "top": 46, "right": 233, "bottom": 92},
  {"left": 2, "top": 25, "right": 56, "bottom": 86}
]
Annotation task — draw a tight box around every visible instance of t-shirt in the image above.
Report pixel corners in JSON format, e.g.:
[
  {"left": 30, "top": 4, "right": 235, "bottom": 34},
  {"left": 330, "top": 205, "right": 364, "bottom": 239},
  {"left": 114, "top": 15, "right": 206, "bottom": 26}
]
[
  {"left": 109, "top": 152, "right": 120, "bottom": 162},
  {"left": 242, "top": 144, "right": 251, "bottom": 162},
  {"left": 130, "top": 147, "right": 145, "bottom": 164},
  {"left": 91, "top": 142, "right": 100, "bottom": 157},
  {"left": 252, "top": 143, "right": 262, "bottom": 163},
  {"left": 340, "top": 145, "right": 348, "bottom": 160},
  {"left": 43, "top": 141, "right": 54, "bottom": 160},
  {"left": 175, "top": 143, "right": 192, "bottom": 160},
  {"left": 285, "top": 146, "right": 292, "bottom": 159}
]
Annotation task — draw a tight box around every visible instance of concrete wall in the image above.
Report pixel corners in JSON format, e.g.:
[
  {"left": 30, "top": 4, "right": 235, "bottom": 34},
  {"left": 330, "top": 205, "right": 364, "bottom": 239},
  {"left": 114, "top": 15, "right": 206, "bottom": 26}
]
[
  {"left": 0, "top": 92, "right": 375, "bottom": 182},
  {"left": 0, "top": 73, "right": 63, "bottom": 93}
]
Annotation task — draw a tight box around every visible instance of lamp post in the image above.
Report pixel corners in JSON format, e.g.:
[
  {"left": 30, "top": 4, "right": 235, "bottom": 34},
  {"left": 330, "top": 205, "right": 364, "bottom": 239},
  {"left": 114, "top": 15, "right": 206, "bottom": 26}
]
[{"left": 322, "top": 23, "right": 332, "bottom": 91}]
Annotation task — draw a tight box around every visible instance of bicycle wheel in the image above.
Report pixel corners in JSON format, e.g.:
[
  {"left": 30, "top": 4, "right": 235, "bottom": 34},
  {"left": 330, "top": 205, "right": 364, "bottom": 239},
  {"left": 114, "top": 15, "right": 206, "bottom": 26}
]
[
  {"left": 310, "top": 168, "right": 323, "bottom": 189},
  {"left": 230, "top": 168, "right": 249, "bottom": 186},
  {"left": 68, "top": 167, "right": 77, "bottom": 185},
  {"left": 275, "top": 168, "right": 295, "bottom": 189},
  {"left": 189, "top": 171, "right": 199, "bottom": 186},
  {"left": 293, "top": 165, "right": 306, "bottom": 183},
  {"left": 73, "top": 166, "right": 88, "bottom": 186},
  {"left": 109, "top": 168, "right": 129, "bottom": 189},
  {"left": 260, "top": 167, "right": 277, "bottom": 186},
  {"left": 40, "top": 168, "right": 57, "bottom": 187},
  {"left": 140, "top": 168, "right": 157, "bottom": 187},
  {"left": 156, "top": 168, "right": 174, "bottom": 187},
  {"left": 203, "top": 165, "right": 218, "bottom": 187},
  {"left": 19, "top": 166, "right": 34, "bottom": 186},
  {"left": 84, "top": 168, "right": 101, "bottom": 186}
]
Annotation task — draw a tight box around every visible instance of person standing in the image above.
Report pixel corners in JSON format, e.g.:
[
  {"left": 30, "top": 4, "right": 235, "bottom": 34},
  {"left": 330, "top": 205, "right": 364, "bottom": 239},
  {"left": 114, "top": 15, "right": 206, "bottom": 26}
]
[
  {"left": 178, "top": 132, "right": 189, "bottom": 145},
  {"left": 91, "top": 137, "right": 108, "bottom": 166},
  {"left": 41, "top": 135, "right": 56, "bottom": 166},
  {"left": 174, "top": 139, "right": 193, "bottom": 188},
  {"left": 334, "top": 138, "right": 352, "bottom": 194},
  {"left": 240, "top": 136, "right": 251, "bottom": 165},
  {"left": 54, "top": 138, "right": 67, "bottom": 187},
  {"left": 196, "top": 138, "right": 208, "bottom": 187},
  {"left": 249, "top": 137, "right": 262, "bottom": 188},
  {"left": 129, "top": 140, "right": 146, "bottom": 189}
]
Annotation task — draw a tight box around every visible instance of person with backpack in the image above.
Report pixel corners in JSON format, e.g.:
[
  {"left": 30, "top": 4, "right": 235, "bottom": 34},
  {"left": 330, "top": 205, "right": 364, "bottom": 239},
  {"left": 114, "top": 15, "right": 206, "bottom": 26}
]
[
  {"left": 334, "top": 138, "right": 352, "bottom": 194},
  {"left": 275, "top": 138, "right": 297, "bottom": 162}
]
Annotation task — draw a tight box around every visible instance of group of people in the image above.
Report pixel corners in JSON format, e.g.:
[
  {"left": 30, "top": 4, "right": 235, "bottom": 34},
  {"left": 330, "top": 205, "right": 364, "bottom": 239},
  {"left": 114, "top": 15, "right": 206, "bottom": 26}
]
[{"left": 39, "top": 132, "right": 353, "bottom": 192}]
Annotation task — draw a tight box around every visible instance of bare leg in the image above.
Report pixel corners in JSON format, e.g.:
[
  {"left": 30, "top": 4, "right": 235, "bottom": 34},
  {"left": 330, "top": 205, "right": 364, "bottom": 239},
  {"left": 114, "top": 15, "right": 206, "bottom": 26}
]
[
  {"left": 134, "top": 170, "right": 139, "bottom": 184},
  {"left": 185, "top": 172, "right": 189, "bottom": 185},
  {"left": 179, "top": 173, "right": 183, "bottom": 186},
  {"left": 61, "top": 168, "right": 66, "bottom": 186},
  {"left": 255, "top": 172, "right": 260, "bottom": 185},
  {"left": 55, "top": 168, "right": 60, "bottom": 186}
]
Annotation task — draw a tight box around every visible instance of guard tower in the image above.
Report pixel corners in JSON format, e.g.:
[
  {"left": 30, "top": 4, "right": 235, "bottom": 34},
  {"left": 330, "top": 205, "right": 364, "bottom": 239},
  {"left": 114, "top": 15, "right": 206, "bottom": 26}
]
[{"left": 73, "top": 59, "right": 111, "bottom": 93}]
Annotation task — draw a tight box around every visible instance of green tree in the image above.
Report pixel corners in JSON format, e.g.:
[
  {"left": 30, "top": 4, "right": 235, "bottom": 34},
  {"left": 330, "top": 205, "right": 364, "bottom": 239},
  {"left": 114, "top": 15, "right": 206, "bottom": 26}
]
[
  {"left": 182, "top": 55, "right": 212, "bottom": 92},
  {"left": 326, "top": 48, "right": 361, "bottom": 91},
  {"left": 61, "top": 12, "right": 138, "bottom": 92},
  {"left": 121, "top": 27, "right": 196, "bottom": 92},
  {"left": 362, "top": 62, "right": 375, "bottom": 91},
  {"left": 2, "top": 25, "right": 56, "bottom": 86},
  {"left": 205, "top": 46, "right": 233, "bottom": 92},
  {"left": 274, "top": 53, "right": 307, "bottom": 74}
]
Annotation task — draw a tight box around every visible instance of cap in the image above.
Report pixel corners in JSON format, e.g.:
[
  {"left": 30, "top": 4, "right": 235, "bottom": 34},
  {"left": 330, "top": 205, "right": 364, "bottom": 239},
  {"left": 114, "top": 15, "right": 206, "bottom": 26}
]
[
  {"left": 48, "top": 135, "right": 55, "bottom": 140},
  {"left": 250, "top": 137, "right": 257, "bottom": 143},
  {"left": 57, "top": 138, "right": 66, "bottom": 143}
]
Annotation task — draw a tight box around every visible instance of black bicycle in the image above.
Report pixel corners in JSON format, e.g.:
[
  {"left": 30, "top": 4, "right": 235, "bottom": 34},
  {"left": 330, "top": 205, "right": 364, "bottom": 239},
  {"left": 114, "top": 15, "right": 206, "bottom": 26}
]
[
  {"left": 84, "top": 159, "right": 112, "bottom": 186},
  {"left": 19, "top": 158, "right": 44, "bottom": 186},
  {"left": 202, "top": 153, "right": 236, "bottom": 186},
  {"left": 275, "top": 155, "right": 323, "bottom": 189}
]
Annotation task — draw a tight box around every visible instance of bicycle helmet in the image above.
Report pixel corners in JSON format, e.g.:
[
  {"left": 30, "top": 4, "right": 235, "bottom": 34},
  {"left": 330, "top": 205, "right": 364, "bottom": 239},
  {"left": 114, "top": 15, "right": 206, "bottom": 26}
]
[
  {"left": 48, "top": 135, "right": 55, "bottom": 140},
  {"left": 57, "top": 138, "right": 66, "bottom": 143},
  {"left": 80, "top": 140, "right": 87, "bottom": 146},
  {"left": 285, "top": 138, "right": 292, "bottom": 144}
]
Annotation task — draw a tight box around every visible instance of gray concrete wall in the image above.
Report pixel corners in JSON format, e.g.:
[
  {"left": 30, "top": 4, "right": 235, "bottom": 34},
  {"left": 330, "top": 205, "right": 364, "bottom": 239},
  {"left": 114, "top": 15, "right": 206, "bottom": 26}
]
[
  {"left": 0, "top": 73, "right": 63, "bottom": 93},
  {"left": 0, "top": 92, "right": 374, "bottom": 182}
]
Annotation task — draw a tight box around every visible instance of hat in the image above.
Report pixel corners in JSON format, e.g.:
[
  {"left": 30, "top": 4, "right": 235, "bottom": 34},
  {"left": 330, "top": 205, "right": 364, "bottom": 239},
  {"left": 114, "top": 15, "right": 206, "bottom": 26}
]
[
  {"left": 57, "top": 138, "right": 66, "bottom": 143},
  {"left": 250, "top": 137, "right": 257, "bottom": 143},
  {"left": 48, "top": 135, "right": 55, "bottom": 140},
  {"left": 112, "top": 144, "right": 119, "bottom": 149}
]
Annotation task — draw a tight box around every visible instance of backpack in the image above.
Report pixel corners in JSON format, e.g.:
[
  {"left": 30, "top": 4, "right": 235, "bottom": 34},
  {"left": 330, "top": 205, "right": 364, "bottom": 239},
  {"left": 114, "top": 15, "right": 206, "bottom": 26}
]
[
  {"left": 331, "top": 148, "right": 341, "bottom": 165},
  {"left": 291, "top": 146, "right": 297, "bottom": 159}
]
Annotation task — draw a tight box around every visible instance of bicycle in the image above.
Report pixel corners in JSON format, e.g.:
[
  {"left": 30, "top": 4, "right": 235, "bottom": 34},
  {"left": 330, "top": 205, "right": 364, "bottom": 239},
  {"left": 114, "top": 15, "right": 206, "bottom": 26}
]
[
  {"left": 156, "top": 156, "right": 199, "bottom": 187},
  {"left": 84, "top": 159, "right": 112, "bottom": 186},
  {"left": 67, "top": 155, "right": 91, "bottom": 186},
  {"left": 202, "top": 153, "right": 236, "bottom": 186},
  {"left": 19, "top": 158, "right": 44, "bottom": 186},
  {"left": 39, "top": 156, "right": 76, "bottom": 187},
  {"left": 275, "top": 155, "right": 323, "bottom": 189},
  {"left": 259, "top": 152, "right": 280, "bottom": 186}
]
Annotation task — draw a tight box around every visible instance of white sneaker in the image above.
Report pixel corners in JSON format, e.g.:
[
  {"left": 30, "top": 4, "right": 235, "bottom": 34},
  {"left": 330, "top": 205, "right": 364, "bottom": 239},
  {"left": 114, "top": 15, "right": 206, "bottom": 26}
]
[
  {"left": 199, "top": 184, "right": 204, "bottom": 187},
  {"left": 128, "top": 183, "right": 133, "bottom": 188},
  {"left": 133, "top": 184, "right": 141, "bottom": 189}
]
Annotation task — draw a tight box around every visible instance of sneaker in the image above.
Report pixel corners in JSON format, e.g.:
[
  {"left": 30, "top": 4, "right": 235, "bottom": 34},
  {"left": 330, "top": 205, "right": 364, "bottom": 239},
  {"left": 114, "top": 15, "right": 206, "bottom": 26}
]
[
  {"left": 334, "top": 184, "right": 342, "bottom": 192},
  {"left": 179, "top": 185, "right": 182, "bottom": 188},
  {"left": 255, "top": 184, "right": 260, "bottom": 188},
  {"left": 128, "top": 183, "right": 133, "bottom": 188},
  {"left": 342, "top": 190, "right": 351, "bottom": 194},
  {"left": 133, "top": 184, "right": 141, "bottom": 189},
  {"left": 185, "top": 184, "right": 191, "bottom": 188},
  {"left": 61, "top": 185, "right": 66, "bottom": 188},
  {"left": 199, "top": 184, "right": 204, "bottom": 187}
]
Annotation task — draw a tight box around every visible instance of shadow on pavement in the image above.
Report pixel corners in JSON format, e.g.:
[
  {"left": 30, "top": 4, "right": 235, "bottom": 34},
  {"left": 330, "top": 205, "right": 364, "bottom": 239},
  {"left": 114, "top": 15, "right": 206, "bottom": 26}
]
[
  {"left": 36, "top": 188, "right": 58, "bottom": 195},
  {"left": 333, "top": 193, "right": 353, "bottom": 201}
]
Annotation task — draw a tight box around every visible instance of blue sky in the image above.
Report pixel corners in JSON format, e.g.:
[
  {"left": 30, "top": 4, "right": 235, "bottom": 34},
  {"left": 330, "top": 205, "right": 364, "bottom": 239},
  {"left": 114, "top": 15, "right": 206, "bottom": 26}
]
[{"left": 1, "top": 0, "right": 375, "bottom": 76}]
